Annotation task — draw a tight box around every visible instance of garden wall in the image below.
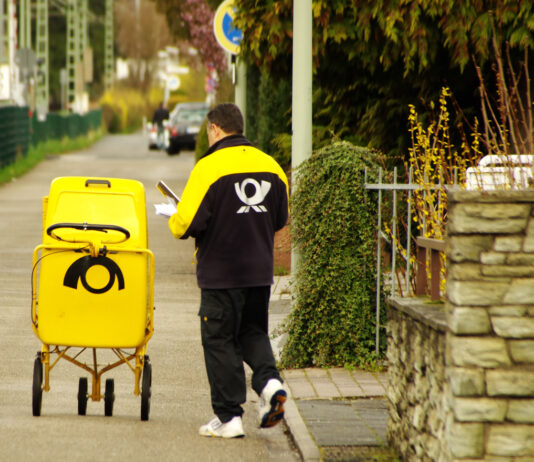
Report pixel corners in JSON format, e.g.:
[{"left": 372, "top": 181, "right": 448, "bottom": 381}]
[
  {"left": 388, "top": 189, "right": 534, "bottom": 461},
  {"left": 387, "top": 298, "right": 447, "bottom": 461}
]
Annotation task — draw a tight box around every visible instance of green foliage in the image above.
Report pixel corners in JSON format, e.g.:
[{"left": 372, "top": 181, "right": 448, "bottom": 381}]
[
  {"left": 269, "top": 125, "right": 340, "bottom": 169},
  {"left": 245, "top": 65, "right": 261, "bottom": 144},
  {"left": 280, "top": 141, "right": 386, "bottom": 368},
  {"left": 257, "top": 71, "right": 291, "bottom": 162},
  {"left": 234, "top": 0, "right": 534, "bottom": 157},
  {"left": 270, "top": 133, "right": 291, "bottom": 168},
  {"left": 235, "top": 0, "right": 534, "bottom": 74},
  {"left": 195, "top": 118, "right": 209, "bottom": 163},
  {"left": 245, "top": 67, "right": 291, "bottom": 168}
]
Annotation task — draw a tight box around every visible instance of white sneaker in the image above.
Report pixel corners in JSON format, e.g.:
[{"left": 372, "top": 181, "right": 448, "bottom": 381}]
[
  {"left": 259, "top": 379, "right": 287, "bottom": 428},
  {"left": 199, "top": 416, "right": 244, "bottom": 438}
]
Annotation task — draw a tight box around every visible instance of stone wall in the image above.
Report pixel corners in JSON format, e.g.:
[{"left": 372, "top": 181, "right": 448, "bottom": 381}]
[
  {"left": 388, "top": 189, "right": 534, "bottom": 461},
  {"left": 387, "top": 297, "right": 447, "bottom": 461}
]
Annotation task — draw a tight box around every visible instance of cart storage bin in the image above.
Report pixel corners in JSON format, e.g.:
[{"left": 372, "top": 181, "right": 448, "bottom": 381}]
[{"left": 36, "top": 177, "right": 150, "bottom": 348}]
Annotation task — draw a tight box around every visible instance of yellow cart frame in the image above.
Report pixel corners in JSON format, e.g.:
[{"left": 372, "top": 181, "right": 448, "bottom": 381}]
[{"left": 31, "top": 177, "right": 155, "bottom": 420}]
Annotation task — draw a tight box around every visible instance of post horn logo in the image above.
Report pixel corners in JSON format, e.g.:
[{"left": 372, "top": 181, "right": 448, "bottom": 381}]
[
  {"left": 234, "top": 178, "right": 271, "bottom": 213},
  {"left": 63, "top": 255, "right": 125, "bottom": 294}
]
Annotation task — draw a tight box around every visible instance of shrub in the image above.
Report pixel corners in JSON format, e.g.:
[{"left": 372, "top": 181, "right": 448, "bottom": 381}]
[
  {"left": 99, "top": 87, "right": 148, "bottom": 133},
  {"left": 280, "top": 141, "right": 386, "bottom": 368},
  {"left": 270, "top": 133, "right": 291, "bottom": 168},
  {"left": 195, "top": 117, "right": 209, "bottom": 163},
  {"left": 257, "top": 71, "right": 291, "bottom": 158},
  {"left": 245, "top": 68, "right": 291, "bottom": 168}
]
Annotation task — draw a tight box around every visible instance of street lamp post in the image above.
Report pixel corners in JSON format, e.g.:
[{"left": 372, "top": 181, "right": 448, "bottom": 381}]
[{"left": 291, "top": 0, "right": 312, "bottom": 274}]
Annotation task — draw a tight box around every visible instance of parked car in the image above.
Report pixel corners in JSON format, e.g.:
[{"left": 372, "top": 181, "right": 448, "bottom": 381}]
[{"left": 167, "top": 102, "right": 209, "bottom": 155}]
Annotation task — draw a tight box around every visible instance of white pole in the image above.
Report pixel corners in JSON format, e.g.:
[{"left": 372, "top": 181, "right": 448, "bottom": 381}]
[
  {"left": 291, "top": 0, "right": 312, "bottom": 274},
  {"left": 0, "top": 1, "right": 4, "bottom": 60},
  {"left": 235, "top": 57, "right": 247, "bottom": 133},
  {"left": 19, "top": 0, "right": 26, "bottom": 48}
]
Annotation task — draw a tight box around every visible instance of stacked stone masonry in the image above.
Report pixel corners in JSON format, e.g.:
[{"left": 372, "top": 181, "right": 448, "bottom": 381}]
[
  {"left": 387, "top": 298, "right": 448, "bottom": 461},
  {"left": 388, "top": 189, "right": 534, "bottom": 461}
]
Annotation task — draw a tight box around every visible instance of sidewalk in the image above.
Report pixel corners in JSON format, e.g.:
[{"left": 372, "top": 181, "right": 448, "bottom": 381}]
[{"left": 270, "top": 277, "right": 395, "bottom": 462}]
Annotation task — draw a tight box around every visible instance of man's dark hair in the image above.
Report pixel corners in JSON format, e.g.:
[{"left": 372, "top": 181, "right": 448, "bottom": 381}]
[{"left": 207, "top": 103, "right": 244, "bottom": 134}]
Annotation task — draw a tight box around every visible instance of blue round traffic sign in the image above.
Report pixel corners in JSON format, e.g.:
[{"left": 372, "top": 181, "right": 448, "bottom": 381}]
[{"left": 214, "top": 0, "right": 243, "bottom": 55}]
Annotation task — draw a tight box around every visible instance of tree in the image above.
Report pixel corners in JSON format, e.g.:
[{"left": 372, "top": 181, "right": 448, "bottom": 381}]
[
  {"left": 152, "top": 0, "right": 227, "bottom": 77},
  {"left": 115, "top": 0, "right": 172, "bottom": 90},
  {"left": 233, "top": 0, "right": 534, "bottom": 156}
]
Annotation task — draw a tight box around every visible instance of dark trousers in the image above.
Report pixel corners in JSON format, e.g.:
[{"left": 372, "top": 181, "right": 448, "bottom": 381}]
[{"left": 199, "top": 286, "right": 282, "bottom": 423}]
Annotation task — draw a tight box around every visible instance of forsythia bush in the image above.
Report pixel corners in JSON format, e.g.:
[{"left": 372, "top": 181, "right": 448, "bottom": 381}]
[{"left": 99, "top": 87, "right": 149, "bottom": 133}]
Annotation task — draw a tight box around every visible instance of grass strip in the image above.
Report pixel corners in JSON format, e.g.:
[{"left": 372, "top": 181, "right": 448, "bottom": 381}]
[{"left": 0, "top": 129, "right": 104, "bottom": 187}]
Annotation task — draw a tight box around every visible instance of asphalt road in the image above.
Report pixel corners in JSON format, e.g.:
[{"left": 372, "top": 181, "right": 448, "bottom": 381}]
[{"left": 0, "top": 133, "right": 300, "bottom": 461}]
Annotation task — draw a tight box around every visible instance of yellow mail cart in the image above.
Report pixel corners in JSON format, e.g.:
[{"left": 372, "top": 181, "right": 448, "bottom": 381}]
[{"left": 31, "top": 177, "right": 155, "bottom": 420}]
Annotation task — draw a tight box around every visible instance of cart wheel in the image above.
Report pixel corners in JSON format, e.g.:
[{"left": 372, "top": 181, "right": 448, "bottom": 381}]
[
  {"left": 104, "top": 378, "right": 115, "bottom": 417},
  {"left": 78, "top": 377, "right": 88, "bottom": 416},
  {"left": 32, "top": 354, "right": 43, "bottom": 417},
  {"left": 140, "top": 357, "right": 152, "bottom": 421}
]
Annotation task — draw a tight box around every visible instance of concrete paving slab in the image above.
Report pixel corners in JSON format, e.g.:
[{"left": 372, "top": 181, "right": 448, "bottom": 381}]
[
  {"left": 329, "top": 370, "right": 366, "bottom": 397},
  {"left": 311, "top": 379, "right": 340, "bottom": 399},
  {"left": 296, "top": 399, "right": 388, "bottom": 447},
  {"left": 283, "top": 369, "right": 307, "bottom": 379},
  {"left": 284, "top": 377, "right": 316, "bottom": 399}
]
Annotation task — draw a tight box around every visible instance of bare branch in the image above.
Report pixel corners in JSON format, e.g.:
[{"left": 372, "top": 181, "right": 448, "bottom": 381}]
[{"left": 525, "top": 47, "right": 534, "bottom": 152}]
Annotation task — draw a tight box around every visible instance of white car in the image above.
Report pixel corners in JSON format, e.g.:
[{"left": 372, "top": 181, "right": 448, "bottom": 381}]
[{"left": 147, "top": 121, "right": 169, "bottom": 150}]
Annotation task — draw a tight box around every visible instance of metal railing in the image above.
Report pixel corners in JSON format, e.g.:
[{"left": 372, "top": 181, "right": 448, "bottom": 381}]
[{"left": 364, "top": 167, "right": 453, "bottom": 353}]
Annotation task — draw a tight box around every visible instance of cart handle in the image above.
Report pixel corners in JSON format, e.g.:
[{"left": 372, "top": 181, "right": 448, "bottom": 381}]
[
  {"left": 85, "top": 179, "right": 111, "bottom": 188},
  {"left": 47, "top": 222, "right": 130, "bottom": 244}
]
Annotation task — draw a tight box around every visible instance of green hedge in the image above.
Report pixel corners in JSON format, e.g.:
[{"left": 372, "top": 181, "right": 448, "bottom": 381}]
[{"left": 281, "top": 141, "right": 386, "bottom": 368}]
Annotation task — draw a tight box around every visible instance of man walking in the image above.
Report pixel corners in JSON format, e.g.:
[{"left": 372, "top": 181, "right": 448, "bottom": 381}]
[
  {"left": 152, "top": 102, "right": 169, "bottom": 149},
  {"left": 167, "top": 103, "right": 289, "bottom": 438}
]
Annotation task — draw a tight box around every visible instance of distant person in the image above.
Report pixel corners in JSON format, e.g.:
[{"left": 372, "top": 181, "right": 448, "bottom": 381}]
[
  {"left": 152, "top": 102, "right": 169, "bottom": 149},
  {"left": 166, "top": 103, "right": 289, "bottom": 438}
]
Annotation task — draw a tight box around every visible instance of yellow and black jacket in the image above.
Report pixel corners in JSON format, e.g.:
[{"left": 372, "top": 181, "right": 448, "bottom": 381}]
[{"left": 169, "top": 135, "right": 289, "bottom": 289}]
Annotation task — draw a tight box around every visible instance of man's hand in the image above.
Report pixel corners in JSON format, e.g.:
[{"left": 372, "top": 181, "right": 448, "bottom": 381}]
[{"left": 154, "top": 199, "right": 177, "bottom": 218}]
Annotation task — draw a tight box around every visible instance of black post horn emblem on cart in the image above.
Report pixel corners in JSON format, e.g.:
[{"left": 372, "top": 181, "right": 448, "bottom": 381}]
[{"left": 64, "top": 255, "right": 125, "bottom": 294}]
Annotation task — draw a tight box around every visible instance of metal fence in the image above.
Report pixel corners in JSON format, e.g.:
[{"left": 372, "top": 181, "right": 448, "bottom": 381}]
[
  {"left": 0, "top": 106, "right": 31, "bottom": 168},
  {"left": 0, "top": 106, "right": 102, "bottom": 168},
  {"left": 31, "top": 110, "right": 102, "bottom": 146},
  {"left": 364, "top": 167, "right": 456, "bottom": 353}
]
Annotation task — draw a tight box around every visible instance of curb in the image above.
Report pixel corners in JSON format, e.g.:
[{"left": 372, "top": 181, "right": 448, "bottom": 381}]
[
  {"left": 272, "top": 276, "right": 321, "bottom": 461},
  {"left": 284, "top": 391, "right": 321, "bottom": 462}
]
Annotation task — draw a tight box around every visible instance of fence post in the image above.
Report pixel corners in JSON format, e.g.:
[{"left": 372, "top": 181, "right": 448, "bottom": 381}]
[
  {"left": 375, "top": 168, "right": 383, "bottom": 355},
  {"left": 416, "top": 237, "right": 446, "bottom": 300}
]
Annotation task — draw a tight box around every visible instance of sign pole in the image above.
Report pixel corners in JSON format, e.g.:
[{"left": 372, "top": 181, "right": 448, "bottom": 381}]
[{"left": 213, "top": 0, "right": 244, "bottom": 114}]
